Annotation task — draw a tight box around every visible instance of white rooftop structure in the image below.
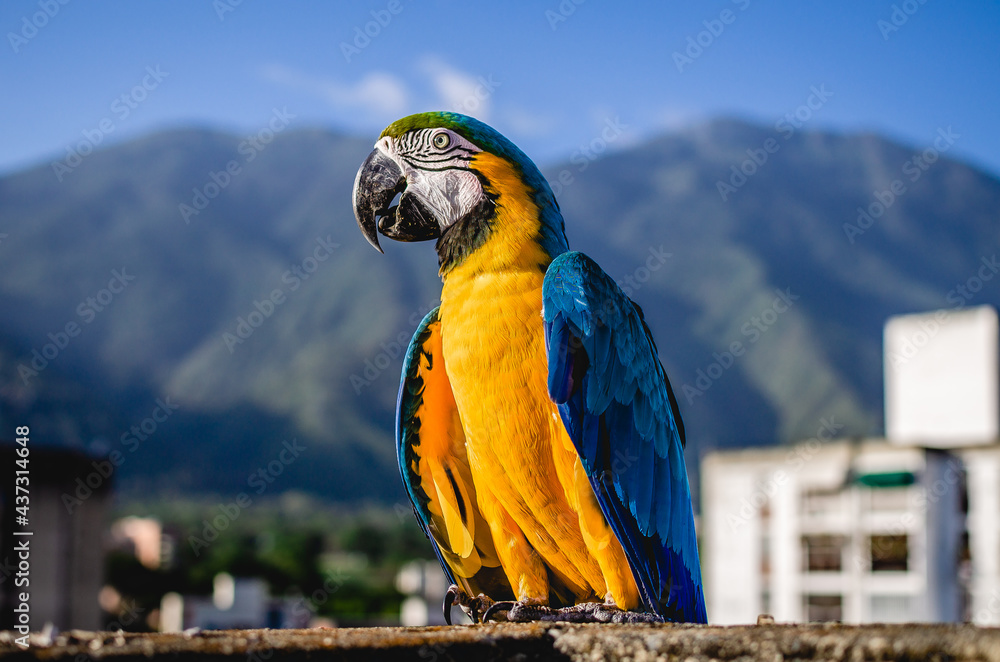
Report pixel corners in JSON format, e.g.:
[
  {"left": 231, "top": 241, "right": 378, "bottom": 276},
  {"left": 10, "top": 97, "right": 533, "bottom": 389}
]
[{"left": 884, "top": 305, "right": 998, "bottom": 446}]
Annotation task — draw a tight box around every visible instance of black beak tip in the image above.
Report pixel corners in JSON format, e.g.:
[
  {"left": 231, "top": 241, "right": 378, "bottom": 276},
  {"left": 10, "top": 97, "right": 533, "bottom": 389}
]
[
  {"left": 354, "top": 204, "right": 384, "bottom": 254},
  {"left": 365, "top": 232, "right": 384, "bottom": 254}
]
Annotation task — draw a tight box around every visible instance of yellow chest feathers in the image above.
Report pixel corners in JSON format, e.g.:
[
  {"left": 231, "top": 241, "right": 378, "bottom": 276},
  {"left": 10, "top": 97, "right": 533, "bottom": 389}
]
[{"left": 437, "top": 151, "right": 555, "bottom": 421}]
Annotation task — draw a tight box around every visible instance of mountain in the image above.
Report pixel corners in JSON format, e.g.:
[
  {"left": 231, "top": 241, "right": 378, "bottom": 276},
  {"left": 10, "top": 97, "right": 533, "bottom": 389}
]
[{"left": 1, "top": 120, "right": 997, "bottom": 503}]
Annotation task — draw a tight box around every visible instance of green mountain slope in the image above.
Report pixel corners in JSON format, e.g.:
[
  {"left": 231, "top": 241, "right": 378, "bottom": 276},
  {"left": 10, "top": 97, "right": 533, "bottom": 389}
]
[{"left": 1, "top": 120, "right": 996, "bottom": 501}]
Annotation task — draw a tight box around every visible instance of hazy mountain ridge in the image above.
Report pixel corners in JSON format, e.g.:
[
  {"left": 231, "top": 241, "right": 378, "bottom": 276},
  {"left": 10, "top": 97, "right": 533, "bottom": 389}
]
[{"left": 1, "top": 119, "right": 997, "bottom": 501}]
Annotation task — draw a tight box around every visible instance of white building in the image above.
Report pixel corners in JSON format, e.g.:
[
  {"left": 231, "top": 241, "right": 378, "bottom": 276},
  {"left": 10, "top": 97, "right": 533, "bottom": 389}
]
[
  {"left": 703, "top": 440, "right": 964, "bottom": 623},
  {"left": 395, "top": 559, "right": 453, "bottom": 626},
  {"left": 963, "top": 444, "right": 1000, "bottom": 625},
  {"left": 159, "top": 573, "right": 311, "bottom": 631},
  {"left": 702, "top": 305, "right": 1000, "bottom": 624}
]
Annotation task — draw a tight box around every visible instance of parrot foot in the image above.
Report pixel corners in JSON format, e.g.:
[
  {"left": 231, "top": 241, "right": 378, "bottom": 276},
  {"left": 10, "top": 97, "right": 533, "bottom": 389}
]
[
  {"left": 443, "top": 585, "right": 499, "bottom": 624},
  {"left": 482, "top": 600, "right": 664, "bottom": 624}
]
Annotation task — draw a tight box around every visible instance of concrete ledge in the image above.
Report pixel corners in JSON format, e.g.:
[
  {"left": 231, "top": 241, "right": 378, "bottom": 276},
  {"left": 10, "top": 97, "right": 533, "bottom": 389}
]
[{"left": 2, "top": 623, "right": 1000, "bottom": 662}]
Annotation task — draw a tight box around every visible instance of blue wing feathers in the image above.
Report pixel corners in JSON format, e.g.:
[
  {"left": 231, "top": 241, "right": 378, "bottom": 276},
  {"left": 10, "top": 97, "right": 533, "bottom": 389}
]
[
  {"left": 543, "top": 251, "right": 706, "bottom": 623},
  {"left": 655, "top": 443, "right": 674, "bottom": 543},
  {"left": 546, "top": 319, "right": 575, "bottom": 404}
]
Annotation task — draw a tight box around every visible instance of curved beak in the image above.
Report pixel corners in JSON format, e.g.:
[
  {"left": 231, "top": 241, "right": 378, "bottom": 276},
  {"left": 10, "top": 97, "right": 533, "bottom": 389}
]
[
  {"left": 352, "top": 148, "right": 404, "bottom": 253},
  {"left": 353, "top": 147, "right": 443, "bottom": 253}
]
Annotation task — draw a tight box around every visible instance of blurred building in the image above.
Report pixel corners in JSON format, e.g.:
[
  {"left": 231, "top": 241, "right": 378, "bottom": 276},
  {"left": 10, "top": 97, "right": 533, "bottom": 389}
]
[
  {"left": 159, "top": 573, "right": 311, "bottom": 631},
  {"left": 0, "top": 446, "right": 112, "bottom": 631},
  {"left": 109, "top": 516, "right": 176, "bottom": 570},
  {"left": 395, "top": 559, "right": 452, "bottom": 626},
  {"left": 702, "top": 305, "right": 999, "bottom": 624},
  {"left": 703, "top": 441, "right": 964, "bottom": 623}
]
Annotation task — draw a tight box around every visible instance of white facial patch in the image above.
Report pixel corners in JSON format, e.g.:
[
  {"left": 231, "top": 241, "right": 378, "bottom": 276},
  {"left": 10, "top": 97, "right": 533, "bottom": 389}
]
[
  {"left": 406, "top": 168, "right": 483, "bottom": 229},
  {"left": 378, "top": 130, "right": 488, "bottom": 230}
]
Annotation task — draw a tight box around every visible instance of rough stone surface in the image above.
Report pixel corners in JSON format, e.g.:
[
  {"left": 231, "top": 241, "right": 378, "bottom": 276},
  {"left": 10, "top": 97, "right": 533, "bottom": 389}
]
[{"left": 1, "top": 623, "right": 1000, "bottom": 662}]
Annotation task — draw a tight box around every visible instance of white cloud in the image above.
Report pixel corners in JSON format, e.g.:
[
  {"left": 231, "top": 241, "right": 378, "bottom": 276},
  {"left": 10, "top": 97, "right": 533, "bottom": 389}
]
[
  {"left": 260, "top": 63, "right": 408, "bottom": 119},
  {"left": 260, "top": 57, "right": 500, "bottom": 126},
  {"left": 416, "top": 55, "right": 493, "bottom": 121}
]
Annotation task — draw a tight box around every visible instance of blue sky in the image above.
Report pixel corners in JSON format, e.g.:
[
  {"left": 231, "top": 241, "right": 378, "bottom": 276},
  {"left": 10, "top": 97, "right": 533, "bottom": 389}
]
[{"left": 2, "top": 1, "right": 999, "bottom": 177}]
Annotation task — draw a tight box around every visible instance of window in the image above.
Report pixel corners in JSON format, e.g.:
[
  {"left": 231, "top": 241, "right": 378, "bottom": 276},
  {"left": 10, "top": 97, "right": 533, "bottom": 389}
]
[
  {"left": 802, "top": 535, "right": 844, "bottom": 572},
  {"left": 805, "top": 594, "right": 843, "bottom": 622},
  {"left": 870, "top": 534, "right": 908, "bottom": 572}
]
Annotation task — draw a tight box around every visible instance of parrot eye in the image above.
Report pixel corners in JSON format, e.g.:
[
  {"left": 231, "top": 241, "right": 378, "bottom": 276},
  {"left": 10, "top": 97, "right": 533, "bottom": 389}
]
[{"left": 432, "top": 132, "right": 451, "bottom": 149}]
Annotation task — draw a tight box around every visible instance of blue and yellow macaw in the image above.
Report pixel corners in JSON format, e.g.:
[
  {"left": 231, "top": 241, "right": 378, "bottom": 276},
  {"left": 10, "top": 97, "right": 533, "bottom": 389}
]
[{"left": 353, "top": 112, "right": 706, "bottom": 624}]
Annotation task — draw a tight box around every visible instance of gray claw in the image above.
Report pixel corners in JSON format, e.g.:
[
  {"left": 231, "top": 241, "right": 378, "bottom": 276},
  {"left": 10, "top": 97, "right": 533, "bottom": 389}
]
[
  {"left": 482, "top": 601, "right": 516, "bottom": 623},
  {"left": 443, "top": 586, "right": 459, "bottom": 626}
]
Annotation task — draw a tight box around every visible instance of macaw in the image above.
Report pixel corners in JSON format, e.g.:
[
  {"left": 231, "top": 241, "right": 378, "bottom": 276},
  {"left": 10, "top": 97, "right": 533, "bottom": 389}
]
[{"left": 352, "top": 112, "right": 706, "bottom": 624}]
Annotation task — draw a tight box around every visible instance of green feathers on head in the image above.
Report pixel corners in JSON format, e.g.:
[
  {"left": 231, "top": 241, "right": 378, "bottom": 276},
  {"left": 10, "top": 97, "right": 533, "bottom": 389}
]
[{"left": 380, "top": 112, "right": 517, "bottom": 159}]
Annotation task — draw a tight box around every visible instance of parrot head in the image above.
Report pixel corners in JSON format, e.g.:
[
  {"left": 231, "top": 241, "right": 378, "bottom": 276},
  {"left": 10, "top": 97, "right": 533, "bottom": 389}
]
[{"left": 352, "top": 112, "right": 567, "bottom": 273}]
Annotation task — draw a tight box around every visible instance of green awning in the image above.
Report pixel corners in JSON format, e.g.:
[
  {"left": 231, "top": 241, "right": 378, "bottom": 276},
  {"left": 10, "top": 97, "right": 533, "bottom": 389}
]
[{"left": 855, "top": 471, "right": 916, "bottom": 488}]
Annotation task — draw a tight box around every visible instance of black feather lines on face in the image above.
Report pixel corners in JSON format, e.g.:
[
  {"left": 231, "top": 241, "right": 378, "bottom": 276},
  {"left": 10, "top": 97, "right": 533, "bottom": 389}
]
[{"left": 398, "top": 129, "right": 474, "bottom": 171}]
